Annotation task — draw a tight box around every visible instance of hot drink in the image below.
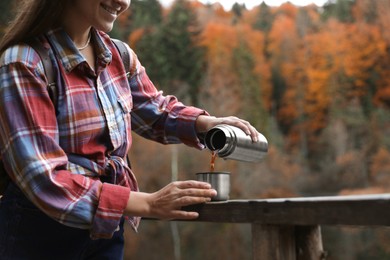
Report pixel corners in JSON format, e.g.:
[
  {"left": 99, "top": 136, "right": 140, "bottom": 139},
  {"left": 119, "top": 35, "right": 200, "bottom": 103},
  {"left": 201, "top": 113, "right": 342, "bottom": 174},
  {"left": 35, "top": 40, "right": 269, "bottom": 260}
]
[{"left": 210, "top": 151, "right": 217, "bottom": 172}]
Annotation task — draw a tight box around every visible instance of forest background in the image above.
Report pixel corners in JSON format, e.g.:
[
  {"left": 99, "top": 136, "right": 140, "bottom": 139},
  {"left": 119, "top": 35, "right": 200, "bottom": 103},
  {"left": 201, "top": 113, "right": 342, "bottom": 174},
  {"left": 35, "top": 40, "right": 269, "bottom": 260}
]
[{"left": 2, "top": 0, "right": 390, "bottom": 259}]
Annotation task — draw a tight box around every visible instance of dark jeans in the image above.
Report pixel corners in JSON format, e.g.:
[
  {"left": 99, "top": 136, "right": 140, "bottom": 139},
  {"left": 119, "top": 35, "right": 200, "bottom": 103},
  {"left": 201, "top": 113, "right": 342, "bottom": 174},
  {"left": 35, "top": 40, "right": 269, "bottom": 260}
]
[{"left": 0, "top": 182, "right": 125, "bottom": 260}]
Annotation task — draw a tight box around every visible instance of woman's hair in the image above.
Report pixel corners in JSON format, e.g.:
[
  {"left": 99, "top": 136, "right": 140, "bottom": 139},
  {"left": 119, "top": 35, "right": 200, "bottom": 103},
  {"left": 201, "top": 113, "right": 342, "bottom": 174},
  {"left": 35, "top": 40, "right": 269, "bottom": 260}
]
[{"left": 0, "top": 0, "right": 71, "bottom": 53}]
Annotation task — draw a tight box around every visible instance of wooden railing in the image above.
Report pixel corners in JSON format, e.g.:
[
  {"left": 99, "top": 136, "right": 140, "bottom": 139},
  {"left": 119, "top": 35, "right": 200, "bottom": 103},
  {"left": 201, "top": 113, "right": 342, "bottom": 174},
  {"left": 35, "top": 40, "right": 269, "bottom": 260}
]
[{"left": 182, "top": 194, "right": 390, "bottom": 260}]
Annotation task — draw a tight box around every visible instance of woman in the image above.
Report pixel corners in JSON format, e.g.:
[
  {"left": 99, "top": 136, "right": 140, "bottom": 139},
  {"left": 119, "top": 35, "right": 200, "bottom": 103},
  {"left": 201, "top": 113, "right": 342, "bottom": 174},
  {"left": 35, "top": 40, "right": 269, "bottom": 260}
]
[{"left": 0, "top": 0, "right": 260, "bottom": 259}]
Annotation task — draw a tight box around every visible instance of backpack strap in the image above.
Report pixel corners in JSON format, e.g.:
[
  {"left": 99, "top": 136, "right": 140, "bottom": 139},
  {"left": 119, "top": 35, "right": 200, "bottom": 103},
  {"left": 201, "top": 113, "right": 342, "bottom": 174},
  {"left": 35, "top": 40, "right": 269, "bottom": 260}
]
[
  {"left": 111, "top": 39, "right": 133, "bottom": 168},
  {"left": 26, "top": 38, "right": 58, "bottom": 109},
  {"left": 1, "top": 38, "right": 134, "bottom": 195},
  {"left": 30, "top": 37, "right": 133, "bottom": 167},
  {"left": 0, "top": 38, "right": 135, "bottom": 195},
  {"left": 28, "top": 38, "right": 131, "bottom": 113},
  {"left": 1, "top": 38, "right": 58, "bottom": 195},
  {"left": 112, "top": 39, "right": 131, "bottom": 78}
]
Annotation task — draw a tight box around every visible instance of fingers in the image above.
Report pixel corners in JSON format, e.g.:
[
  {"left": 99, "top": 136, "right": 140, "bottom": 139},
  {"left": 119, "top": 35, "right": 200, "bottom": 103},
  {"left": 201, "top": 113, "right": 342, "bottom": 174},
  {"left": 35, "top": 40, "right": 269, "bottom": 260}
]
[
  {"left": 162, "top": 196, "right": 213, "bottom": 220},
  {"left": 197, "top": 115, "right": 261, "bottom": 143},
  {"left": 175, "top": 180, "right": 212, "bottom": 189},
  {"left": 168, "top": 210, "right": 199, "bottom": 220},
  {"left": 172, "top": 181, "right": 217, "bottom": 200},
  {"left": 148, "top": 181, "right": 217, "bottom": 220},
  {"left": 219, "top": 116, "right": 260, "bottom": 142}
]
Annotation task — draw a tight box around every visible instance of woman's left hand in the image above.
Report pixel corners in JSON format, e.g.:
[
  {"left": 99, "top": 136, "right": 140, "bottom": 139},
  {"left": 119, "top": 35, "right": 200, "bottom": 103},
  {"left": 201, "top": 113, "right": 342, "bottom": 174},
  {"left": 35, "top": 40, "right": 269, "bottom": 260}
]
[{"left": 195, "top": 115, "right": 260, "bottom": 142}]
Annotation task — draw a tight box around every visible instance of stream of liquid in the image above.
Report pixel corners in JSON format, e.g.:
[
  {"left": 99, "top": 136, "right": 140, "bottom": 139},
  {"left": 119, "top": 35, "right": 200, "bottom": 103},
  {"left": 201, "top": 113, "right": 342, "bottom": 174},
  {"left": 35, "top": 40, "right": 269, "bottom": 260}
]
[{"left": 210, "top": 151, "right": 217, "bottom": 172}]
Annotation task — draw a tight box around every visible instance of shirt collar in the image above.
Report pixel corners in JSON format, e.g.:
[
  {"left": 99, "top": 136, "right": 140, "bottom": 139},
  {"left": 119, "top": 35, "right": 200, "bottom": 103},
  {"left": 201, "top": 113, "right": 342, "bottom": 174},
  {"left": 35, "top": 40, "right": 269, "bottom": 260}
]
[{"left": 45, "top": 27, "right": 113, "bottom": 74}]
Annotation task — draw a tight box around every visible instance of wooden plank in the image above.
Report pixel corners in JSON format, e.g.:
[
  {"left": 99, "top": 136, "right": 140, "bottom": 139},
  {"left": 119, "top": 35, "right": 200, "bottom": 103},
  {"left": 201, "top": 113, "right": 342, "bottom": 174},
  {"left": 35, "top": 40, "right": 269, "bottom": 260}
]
[
  {"left": 295, "top": 226, "right": 326, "bottom": 260},
  {"left": 252, "top": 224, "right": 296, "bottom": 260},
  {"left": 182, "top": 194, "right": 390, "bottom": 226}
]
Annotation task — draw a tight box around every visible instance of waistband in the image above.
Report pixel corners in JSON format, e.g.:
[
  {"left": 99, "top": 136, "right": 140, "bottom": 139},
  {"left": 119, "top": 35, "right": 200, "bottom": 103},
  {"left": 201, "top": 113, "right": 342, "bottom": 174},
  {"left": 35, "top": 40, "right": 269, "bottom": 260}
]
[{"left": 67, "top": 153, "right": 138, "bottom": 190}]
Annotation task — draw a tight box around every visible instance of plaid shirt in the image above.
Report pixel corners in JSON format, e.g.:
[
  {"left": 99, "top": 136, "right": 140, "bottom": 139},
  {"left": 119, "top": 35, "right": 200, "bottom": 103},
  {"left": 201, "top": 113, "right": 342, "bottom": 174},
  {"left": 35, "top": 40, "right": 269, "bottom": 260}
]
[{"left": 0, "top": 28, "right": 206, "bottom": 239}]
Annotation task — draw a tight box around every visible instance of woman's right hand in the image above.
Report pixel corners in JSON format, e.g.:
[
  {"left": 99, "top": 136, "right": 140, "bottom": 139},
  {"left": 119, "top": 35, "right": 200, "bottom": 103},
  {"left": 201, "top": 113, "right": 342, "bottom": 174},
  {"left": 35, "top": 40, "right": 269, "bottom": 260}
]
[{"left": 124, "top": 181, "right": 217, "bottom": 220}]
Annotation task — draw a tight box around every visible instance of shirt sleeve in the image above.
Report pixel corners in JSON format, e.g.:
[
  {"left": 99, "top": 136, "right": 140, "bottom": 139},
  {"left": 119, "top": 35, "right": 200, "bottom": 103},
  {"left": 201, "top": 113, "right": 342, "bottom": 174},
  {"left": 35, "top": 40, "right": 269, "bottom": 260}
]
[
  {"left": 125, "top": 45, "right": 209, "bottom": 149},
  {"left": 0, "top": 45, "right": 129, "bottom": 239}
]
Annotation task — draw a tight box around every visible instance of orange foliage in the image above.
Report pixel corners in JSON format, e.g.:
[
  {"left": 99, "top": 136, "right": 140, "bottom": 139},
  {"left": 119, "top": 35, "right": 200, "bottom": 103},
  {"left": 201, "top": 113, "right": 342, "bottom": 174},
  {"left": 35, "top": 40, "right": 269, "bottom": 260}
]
[
  {"left": 315, "top": 20, "right": 387, "bottom": 99},
  {"left": 276, "top": 2, "right": 299, "bottom": 19},
  {"left": 199, "top": 22, "right": 271, "bottom": 114},
  {"left": 351, "top": 0, "right": 369, "bottom": 21},
  {"left": 128, "top": 28, "right": 145, "bottom": 47},
  {"left": 241, "top": 6, "right": 260, "bottom": 25},
  {"left": 374, "top": 78, "right": 390, "bottom": 108},
  {"left": 213, "top": 3, "right": 233, "bottom": 20},
  {"left": 188, "top": 0, "right": 203, "bottom": 9},
  {"left": 336, "top": 151, "right": 359, "bottom": 166},
  {"left": 303, "top": 5, "right": 321, "bottom": 25},
  {"left": 375, "top": 0, "right": 390, "bottom": 44},
  {"left": 200, "top": 22, "right": 239, "bottom": 66},
  {"left": 97, "top": 1, "right": 390, "bottom": 257},
  {"left": 278, "top": 89, "right": 299, "bottom": 126},
  {"left": 370, "top": 147, "right": 390, "bottom": 186},
  {"left": 268, "top": 8, "right": 321, "bottom": 143},
  {"left": 123, "top": 0, "right": 390, "bottom": 190},
  {"left": 353, "top": 0, "right": 390, "bottom": 45},
  {"left": 267, "top": 15, "right": 297, "bottom": 60},
  {"left": 342, "top": 24, "right": 386, "bottom": 95},
  {"left": 199, "top": 22, "right": 240, "bottom": 115},
  {"left": 236, "top": 24, "right": 272, "bottom": 110},
  {"left": 276, "top": 14, "right": 387, "bottom": 146}
]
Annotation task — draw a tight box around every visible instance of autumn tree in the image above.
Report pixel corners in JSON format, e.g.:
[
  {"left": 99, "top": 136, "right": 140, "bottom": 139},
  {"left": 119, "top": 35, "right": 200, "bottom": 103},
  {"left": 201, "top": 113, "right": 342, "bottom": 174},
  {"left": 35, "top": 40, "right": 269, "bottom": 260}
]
[
  {"left": 231, "top": 3, "right": 246, "bottom": 25},
  {"left": 352, "top": 0, "right": 378, "bottom": 24},
  {"left": 199, "top": 22, "right": 239, "bottom": 115},
  {"left": 233, "top": 26, "right": 270, "bottom": 130},
  {"left": 114, "top": 0, "right": 162, "bottom": 40},
  {"left": 267, "top": 3, "right": 303, "bottom": 147},
  {"left": 321, "top": 0, "right": 355, "bottom": 23},
  {"left": 126, "top": 0, "right": 204, "bottom": 106},
  {"left": 253, "top": 2, "right": 274, "bottom": 34},
  {"left": 155, "top": 0, "right": 204, "bottom": 105},
  {"left": 351, "top": 0, "right": 390, "bottom": 110}
]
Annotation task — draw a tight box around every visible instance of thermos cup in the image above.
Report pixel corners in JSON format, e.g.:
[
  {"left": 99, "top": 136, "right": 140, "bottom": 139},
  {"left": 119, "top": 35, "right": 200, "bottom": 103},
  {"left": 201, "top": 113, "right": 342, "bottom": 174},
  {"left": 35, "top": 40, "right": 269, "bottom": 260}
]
[{"left": 196, "top": 172, "right": 230, "bottom": 201}]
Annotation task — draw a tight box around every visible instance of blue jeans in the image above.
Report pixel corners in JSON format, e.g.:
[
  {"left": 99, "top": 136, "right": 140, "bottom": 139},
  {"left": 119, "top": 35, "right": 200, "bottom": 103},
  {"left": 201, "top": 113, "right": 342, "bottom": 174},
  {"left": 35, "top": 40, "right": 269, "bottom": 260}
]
[{"left": 0, "top": 182, "right": 125, "bottom": 260}]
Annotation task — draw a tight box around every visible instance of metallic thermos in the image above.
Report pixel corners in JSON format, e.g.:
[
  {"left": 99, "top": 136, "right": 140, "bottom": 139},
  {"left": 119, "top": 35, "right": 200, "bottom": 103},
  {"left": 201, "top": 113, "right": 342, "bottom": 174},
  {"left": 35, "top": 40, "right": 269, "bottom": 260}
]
[{"left": 204, "top": 124, "right": 268, "bottom": 162}]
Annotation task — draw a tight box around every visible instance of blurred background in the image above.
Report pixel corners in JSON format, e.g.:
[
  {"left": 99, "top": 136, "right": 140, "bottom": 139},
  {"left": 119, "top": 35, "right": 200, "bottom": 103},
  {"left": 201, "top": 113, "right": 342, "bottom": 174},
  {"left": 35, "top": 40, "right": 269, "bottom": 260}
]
[{"left": 2, "top": 0, "right": 390, "bottom": 259}]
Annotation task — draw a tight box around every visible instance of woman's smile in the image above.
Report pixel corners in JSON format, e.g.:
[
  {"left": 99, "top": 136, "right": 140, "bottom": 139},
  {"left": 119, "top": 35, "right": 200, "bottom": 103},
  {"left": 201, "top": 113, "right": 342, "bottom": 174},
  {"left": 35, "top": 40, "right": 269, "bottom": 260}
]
[{"left": 101, "top": 3, "right": 120, "bottom": 16}]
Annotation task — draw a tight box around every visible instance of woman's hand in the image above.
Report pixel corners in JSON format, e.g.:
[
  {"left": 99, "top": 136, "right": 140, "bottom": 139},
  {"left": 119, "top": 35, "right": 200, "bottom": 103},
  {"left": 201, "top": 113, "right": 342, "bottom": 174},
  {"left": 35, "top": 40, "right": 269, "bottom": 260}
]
[
  {"left": 195, "top": 115, "right": 260, "bottom": 142},
  {"left": 125, "top": 181, "right": 217, "bottom": 220}
]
